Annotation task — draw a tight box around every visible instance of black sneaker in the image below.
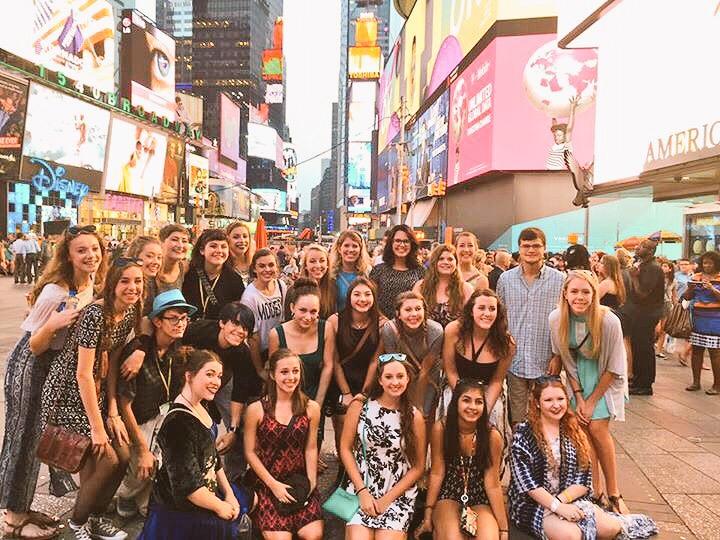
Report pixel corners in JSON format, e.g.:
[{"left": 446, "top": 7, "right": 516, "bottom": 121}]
[
  {"left": 87, "top": 517, "right": 128, "bottom": 540},
  {"left": 68, "top": 521, "right": 93, "bottom": 540}
]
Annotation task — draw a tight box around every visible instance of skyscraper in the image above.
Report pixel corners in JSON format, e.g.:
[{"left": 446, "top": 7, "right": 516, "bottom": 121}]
[{"left": 336, "top": 0, "right": 391, "bottom": 229}]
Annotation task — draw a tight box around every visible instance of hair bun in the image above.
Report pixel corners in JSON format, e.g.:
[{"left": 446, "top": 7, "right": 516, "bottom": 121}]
[{"left": 292, "top": 277, "right": 319, "bottom": 289}]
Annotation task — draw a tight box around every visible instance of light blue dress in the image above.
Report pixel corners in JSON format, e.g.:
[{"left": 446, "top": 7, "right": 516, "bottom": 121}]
[{"left": 569, "top": 314, "right": 611, "bottom": 420}]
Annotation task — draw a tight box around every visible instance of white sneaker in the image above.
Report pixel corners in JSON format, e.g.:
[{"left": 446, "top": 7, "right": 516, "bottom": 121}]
[
  {"left": 68, "top": 521, "right": 93, "bottom": 540},
  {"left": 87, "top": 517, "right": 128, "bottom": 540}
]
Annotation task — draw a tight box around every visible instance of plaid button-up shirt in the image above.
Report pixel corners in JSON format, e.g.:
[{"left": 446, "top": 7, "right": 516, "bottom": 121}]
[{"left": 497, "top": 264, "right": 565, "bottom": 379}]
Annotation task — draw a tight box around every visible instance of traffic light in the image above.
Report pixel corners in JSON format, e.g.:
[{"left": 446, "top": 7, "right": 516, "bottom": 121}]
[
  {"left": 400, "top": 164, "right": 409, "bottom": 186},
  {"left": 427, "top": 180, "right": 447, "bottom": 197}
]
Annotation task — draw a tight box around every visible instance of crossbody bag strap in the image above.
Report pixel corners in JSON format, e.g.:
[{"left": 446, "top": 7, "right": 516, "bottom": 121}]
[
  {"left": 360, "top": 399, "right": 369, "bottom": 486},
  {"left": 341, "top": 324, "right": 372, "bottom": 366},
  {"left": 392, "top": 321, "right": 431, "bottom": 373}
]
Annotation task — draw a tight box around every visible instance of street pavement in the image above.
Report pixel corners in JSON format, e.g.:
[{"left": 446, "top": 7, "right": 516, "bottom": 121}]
[{"left": 1, "top": 277, "right": 719, "bottom": 539}]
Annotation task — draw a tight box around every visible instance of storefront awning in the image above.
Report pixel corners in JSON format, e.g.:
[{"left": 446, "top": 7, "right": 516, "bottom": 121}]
[{"left": 405, "top": 198, "right": 436, "bottom": 228}]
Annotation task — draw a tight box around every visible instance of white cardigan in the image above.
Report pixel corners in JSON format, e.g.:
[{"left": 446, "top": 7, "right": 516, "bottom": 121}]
[{"left": 549, "top": 308, "right": 629, "bottom": 422}]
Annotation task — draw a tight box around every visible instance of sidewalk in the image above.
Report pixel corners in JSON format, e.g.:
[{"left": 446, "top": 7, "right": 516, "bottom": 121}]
[{"left": 1, "top": 277, "right": 719, "bottom": 539}]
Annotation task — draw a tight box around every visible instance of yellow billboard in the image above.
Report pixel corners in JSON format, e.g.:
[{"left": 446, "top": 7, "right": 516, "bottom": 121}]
[{"left": 348, "top": 46, "right": 382, "bottom": 80}]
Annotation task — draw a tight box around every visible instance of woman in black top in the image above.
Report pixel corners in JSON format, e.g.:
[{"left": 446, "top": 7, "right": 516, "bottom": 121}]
[
  {"left": 326, "top": 276, "right": 385, "bottom": 447},
  {"left": 182, "top": 229, "right": 245, "bottom": 320},
  {"left": 369, "top": 225, "right": 425, "bottom": 319},
  {"left": 443, "top": 289, "right": 514, "bottom": 421},
  {"left": 139, "top": 350, "right": 253, "bottom": 540},
  {"left": 418, "top": 380, "right": 508, "bottom": 540}
]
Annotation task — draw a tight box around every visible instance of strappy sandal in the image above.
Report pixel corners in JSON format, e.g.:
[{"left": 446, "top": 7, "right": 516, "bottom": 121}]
[
  {"left": 3, "top": 518, "right": 58, "bottom": 540},
  {"left": 608, "top": 494, "right": 629, "bottom": 515},
  {"left": 591, "top": 492, "right": 612, "bottom": 512},
  {"left": 685, "top": 384, "right": 701, "bottom": 391},
  {"left": 27, "top": 512, "right": 60, "bottom": 528},
  {"left": 706, "top": 387, "right": 720, "bottom": 395}
]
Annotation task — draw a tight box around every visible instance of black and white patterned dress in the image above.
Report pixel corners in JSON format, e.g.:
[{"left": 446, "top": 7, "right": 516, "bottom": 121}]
[
  {"left": 41, "top": 303, "right": 136, "bottom": 437},
  {"left": 369, "top": 263, "right": 426, "bottom": 319},
  {"left": 347, "top": 399, "right": 418, "bottom": 531}
]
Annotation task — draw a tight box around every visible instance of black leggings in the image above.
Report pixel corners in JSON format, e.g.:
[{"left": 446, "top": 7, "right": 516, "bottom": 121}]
[{"left": 73, "top": 439, "right": 130, "bottom": 525}]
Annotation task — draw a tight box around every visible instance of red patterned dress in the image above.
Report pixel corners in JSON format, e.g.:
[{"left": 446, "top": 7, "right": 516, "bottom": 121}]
[{"left": 252, "top": 399, "right": 322, "bottom": 532}]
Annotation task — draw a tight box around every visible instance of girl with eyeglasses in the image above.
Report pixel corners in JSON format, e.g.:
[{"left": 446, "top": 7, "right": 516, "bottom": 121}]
[
  {"left": 330, "top": 230, "right": 371, "bottom": 312},
  {"left": 268, "top": 278, "right": 335, "bottom": 410},
  {"left": 339, "top": 355, "right": 426, "bottom": 537},
  {"left": 0, "top": 226, "right": 106, "bottom": 540},
  {"left": 369, "top": 225, "right": 426, "bottom": 319},
  {"left": 412, "top": 244, "right": 474, "bottom": 328},
  {"left": 226, "top": 221, "right": 255, "bottom": 286},
  {"left": 138, "top": 350, "right": 253, "bottom": 540},
  {"left": 182, "top": 229, "right": 245, "bottom": 321},
  {"left": 244, "top": 348, "right": 324, "bottom": 539},
  {"left": 380, "top": 291, "right": 444, "bottom": 423},
  {"left": 417, "top": 380, "right": 508, "bottom": 540},
  {"left": 549, "top": 270, "right": 628, "bottom": 514},
  {"left": 509, "top": 377, "right": 656, "bottom": 539},
  {"left": 40, "top": 258, "right": 145, "bottom": 540}
]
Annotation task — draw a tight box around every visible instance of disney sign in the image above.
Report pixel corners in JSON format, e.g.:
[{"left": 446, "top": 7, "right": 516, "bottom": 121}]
[{"left": 28, "top": 158, "right": 90, "bottom": 203}]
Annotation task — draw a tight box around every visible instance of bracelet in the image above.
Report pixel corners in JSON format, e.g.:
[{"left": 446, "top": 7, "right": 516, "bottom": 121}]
[
  {"left": 357, "top": 486, "right": 368, "bottom": 494},
  {"left": 107, "top": 414, "right": 120, "bottom": 419},
  {"left": 573, "top": 389, "right": 583, "bottom": 395},
  {"left": 550, "top": 497, "right": 560, "bottom": 513},
  {"left": 342, "top": 392, "right": 352, "bottom": 396},
  {"left": 425, "top": 505, "right": 434, "bottom": 510}
]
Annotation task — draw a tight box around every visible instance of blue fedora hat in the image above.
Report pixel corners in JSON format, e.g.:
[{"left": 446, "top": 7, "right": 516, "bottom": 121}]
[{"left": 148, "top": 289, "right": 197, "bottom": 319}]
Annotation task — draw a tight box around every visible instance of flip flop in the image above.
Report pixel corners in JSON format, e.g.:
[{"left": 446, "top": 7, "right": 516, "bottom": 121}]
[
  {"left": 27, "top": 512, "right": 60, "bottom": 528},
  {"left": 3, "top": 518, "right": 58, "bottom": 540},
  {"left": 706, "top": 388, "right": 720, "bottom": 395},
  {"left": 686, "top": 384, "right": 701, "bottom": 391}
]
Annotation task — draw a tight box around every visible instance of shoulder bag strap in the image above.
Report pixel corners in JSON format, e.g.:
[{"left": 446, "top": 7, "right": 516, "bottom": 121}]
[
  {"left": 197, "top": 268, "right": 220, "bottom": 310},
  {"left": 340, "top": 324, "right": 372, "bottom": 366},
  {"left": 360, "top": 399, "right": 369, "bottom": 486}
]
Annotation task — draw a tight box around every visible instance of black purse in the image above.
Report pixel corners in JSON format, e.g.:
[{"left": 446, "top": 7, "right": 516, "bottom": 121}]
[{"left": 277, "top": 472, "right": 311, "bottom": 515}]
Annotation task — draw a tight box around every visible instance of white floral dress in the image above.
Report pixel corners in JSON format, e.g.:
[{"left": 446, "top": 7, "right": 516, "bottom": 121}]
[{"left": 347, "top": 399, "right": 418, "bottom": 531}]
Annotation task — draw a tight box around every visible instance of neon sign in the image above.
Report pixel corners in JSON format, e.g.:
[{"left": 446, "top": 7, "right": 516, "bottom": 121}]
[{"left": 28, "top": 158, "right": 90, "bottom": 203}]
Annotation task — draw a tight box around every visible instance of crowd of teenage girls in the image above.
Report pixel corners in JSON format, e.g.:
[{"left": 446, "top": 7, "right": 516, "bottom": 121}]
[{"left": 0, "top": 222, "right": 661, "bottom": 540}]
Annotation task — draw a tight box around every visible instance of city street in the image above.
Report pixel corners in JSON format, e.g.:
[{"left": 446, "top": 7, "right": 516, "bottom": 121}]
[{"left": 1, "top": 278, "right": 720, "bottom": 539}]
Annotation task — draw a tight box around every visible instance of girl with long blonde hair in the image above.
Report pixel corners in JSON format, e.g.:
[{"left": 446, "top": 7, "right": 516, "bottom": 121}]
[
  {"left": 300, "top": 243, "right": 336, "bottom": 319},
  {"left": 510, "top": 378, "right": 626, "bottom": 539},
  {"left": 413, "top": 244, "right": 473, "bottom": 328},
  {"left": 330, "top": 230, "right": 371, "bottom": 312},
  {"left": 549, "top": 270, "right": 629, "bottom": 514},
  {"left": 126, "top": 235, "right": 163, "bottom": 315},
  {"left": 226, "top": 221, "right": 255, "bottom": 286},
  {"left": 454, "top": 232, "right": 490, "bottom": 290}
]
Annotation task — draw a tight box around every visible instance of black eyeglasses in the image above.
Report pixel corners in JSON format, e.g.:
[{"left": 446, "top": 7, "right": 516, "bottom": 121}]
[
  {"left": 67, "top": 225, "right": 96, "bottom": 236},
  {"left": 114, "top": 257, "right": 143, "bottom": 268},
  {"left": 161, "top": 315, "right": 190, "bottom": 326}
]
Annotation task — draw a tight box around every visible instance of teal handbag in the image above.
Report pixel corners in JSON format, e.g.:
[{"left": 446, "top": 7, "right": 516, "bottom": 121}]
[{"left": 322, "top": 401, "right": 368, "bottom": 521}]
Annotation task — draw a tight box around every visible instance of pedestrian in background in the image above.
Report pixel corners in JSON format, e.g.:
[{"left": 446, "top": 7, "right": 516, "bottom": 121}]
[
  {"left": 370, "top": 225, "right": 425, "bottom": 319},
  {"left": 655, "top": 258, "right": 678, "bottom": 359},
  {"left": 488, "top": 250, "right": 512, "bottom": 291},
  {"left": 11, "top": 232, "right": 26, "bottom": 284},
  {"left": 497, "top": 227, "right": 565, "bottom": 424},
  {"left": 24, "top": 232, "right": 40, "bottom": 284},
  {"left": 625, "top": 239, "right": 665, "bottom": 396},
  {"left": 683, "top": 251, "right": 720, "bottom": 395}
]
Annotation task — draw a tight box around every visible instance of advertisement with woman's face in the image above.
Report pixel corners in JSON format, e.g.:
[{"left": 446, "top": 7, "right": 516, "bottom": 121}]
[{"left": 104, "top": 116, "right": 167, "bottom": 197}]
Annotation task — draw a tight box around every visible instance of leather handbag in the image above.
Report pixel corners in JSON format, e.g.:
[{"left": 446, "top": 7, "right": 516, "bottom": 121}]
[
  {"left": 664, "top": 303, "right": 692, "bottom": 339},
  {"left": 36, "top": 424, "right": 91, "bottom": 474},
  {"left": 322, "top": 400, "right": 368, "bottom": 521},
  {"left": 277, "top": 472, "right": 311, "bottom": 516}
]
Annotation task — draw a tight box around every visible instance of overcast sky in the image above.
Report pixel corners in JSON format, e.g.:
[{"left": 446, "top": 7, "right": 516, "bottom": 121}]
[{"left": 284, "top": 1, "right": 341, "bottom": 211}]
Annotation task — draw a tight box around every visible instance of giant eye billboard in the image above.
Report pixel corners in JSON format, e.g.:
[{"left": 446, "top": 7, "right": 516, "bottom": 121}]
[
  {"left": 0, "top": 0, "right": 116, "bottom": 92},
  {"left": 120, "top": 9, "right": 176, "bottom": 120}
]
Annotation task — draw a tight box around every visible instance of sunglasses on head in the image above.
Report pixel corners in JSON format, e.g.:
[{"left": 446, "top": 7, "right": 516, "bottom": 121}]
[
  {"left": 534, "top": 374, "right": 562, "bottom": 387},
  {"left": 114, "top": 257, "right": 143, "bottom": 268},
  {"left": 378, "top": 353, "right": 407, "bottom": 365},
  {"left": 67, "top": 225, "right": 96, "bottom": 236}
]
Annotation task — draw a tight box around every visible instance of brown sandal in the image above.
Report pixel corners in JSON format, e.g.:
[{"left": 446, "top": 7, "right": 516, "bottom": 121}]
[
  {"left": 27, "top": 512, "right": 60, "bottom": 528},
  {"left": 608, "top": 494, "right": 629, "bottom": 514},
  {"left": 3, "top": 518, "right": 58, "bottom": 540}
]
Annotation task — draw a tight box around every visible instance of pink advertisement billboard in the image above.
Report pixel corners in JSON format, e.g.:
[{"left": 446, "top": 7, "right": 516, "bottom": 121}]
[
  {"left": 447, "top": 33, "right": 596, "bottom": 186},
  {"left": 220, "top": 93, "right": 240, "bottom": 165}
]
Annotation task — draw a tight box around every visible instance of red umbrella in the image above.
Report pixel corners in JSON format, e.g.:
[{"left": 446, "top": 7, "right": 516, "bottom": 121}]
[{"left": 255, "top": 216, "right": 268, "bottom": 250}]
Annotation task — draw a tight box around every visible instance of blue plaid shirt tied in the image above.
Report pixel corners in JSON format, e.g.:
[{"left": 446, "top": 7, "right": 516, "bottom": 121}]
[
  {"left": 497, "top": 265, "right": 565, "bottom": 379},
  {"left": 509, "top": 422, "right": 592, "bottom": 538}
]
